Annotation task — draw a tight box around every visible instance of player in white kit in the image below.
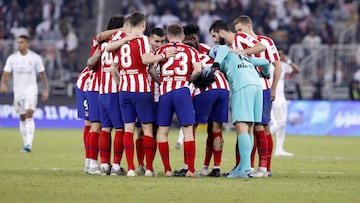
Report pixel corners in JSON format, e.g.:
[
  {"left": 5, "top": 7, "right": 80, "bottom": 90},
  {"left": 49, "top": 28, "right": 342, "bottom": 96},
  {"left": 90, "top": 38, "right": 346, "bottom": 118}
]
[
  {"left": 270, "top": 48, "right": 300, "bottom": 156},
  {"left": 0, "top": 35, "right": 49, "bottom": 153}
]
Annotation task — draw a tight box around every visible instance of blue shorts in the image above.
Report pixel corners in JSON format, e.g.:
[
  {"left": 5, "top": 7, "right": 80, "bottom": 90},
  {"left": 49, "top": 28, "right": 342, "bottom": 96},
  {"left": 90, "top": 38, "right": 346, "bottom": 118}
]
[
  {"left": 256, "top": 88, "right": 272, "bottom": 125},
  {"left": 75, "top": 87, "right": 89, "bottom": 120},
  {"left": 119, "top": 91, "right": 155, "bottom": 124},
  {"left": 99, "top": 93, "right": 124, "bottom": 129},
  {"left": 157, "top": 87, "right": 195, "bottom": 127},
  {"left": 231, "top": 85, "right": 263, "bottom": 124},
  {"left": 135, "top": 102, "right": 158, "bottom": 128},
  {"left": 87, "top": 91, "right": 100, "bottom": 122},
  {"left": 193, "top": 89, "right": 229, "bottom": 124}
]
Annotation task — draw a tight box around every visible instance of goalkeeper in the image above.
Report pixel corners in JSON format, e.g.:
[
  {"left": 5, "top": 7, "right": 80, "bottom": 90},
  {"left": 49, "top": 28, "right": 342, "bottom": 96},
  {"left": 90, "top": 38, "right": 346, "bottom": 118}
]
[{"left": 208, "top": 44, "right": 269, "bottom": 178}]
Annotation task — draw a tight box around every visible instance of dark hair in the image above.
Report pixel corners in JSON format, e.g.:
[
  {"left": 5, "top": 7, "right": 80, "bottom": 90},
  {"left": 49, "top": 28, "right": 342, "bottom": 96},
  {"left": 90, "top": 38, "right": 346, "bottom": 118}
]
[
  {"left": 130, "top": 11, "right": 146, "bottom": 26},
  {"left": 18, "top": 35, "right": 30, "bottom": 41},
  {"left": 106, "top": 15, "right": 124, "bottom": 30},
  {"left": 183, "top": 24, "right": 200, "bottom": 36},
  {"left": 209, "top": 20, "right": 230, "bottom": 33},
  {"left": 150, "top": 27, "right": 165, "bottom": 37},
  {"left": 167, "top": 24, "right": 183, "bottom": 37}
]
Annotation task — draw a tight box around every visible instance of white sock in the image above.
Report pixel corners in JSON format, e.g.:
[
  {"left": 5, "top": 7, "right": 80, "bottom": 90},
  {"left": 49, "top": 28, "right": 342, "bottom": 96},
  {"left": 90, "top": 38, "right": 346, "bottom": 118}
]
[
  {"left": 85, "top": 158, "right": 90, "bottom": 167},
  {"left": 276, "top": 126, "right": 286, "bottom": 152},
  {"left": 19, "top": 120, "right": 27, "bottom": 146},
  {"left": 89, "top": 159, "right": 98, "bottom": 168},
  {"left": 100, "top": 163, "right": 110, "bottom": 170},
  {"left": 177, "top": 129, "right": 185, "bottom": 145},
  {"left": 213, "top": 166, "right": 220, "bottom": 169},
  {"left": 25, "top": 118, "right": 35, "bottom": 147},
  {"left": 202, "top": 165, "right": 208, "bottom": 169},
  {"left": 112, "top": 164, "right": 120, "bottom": 170},
  {"left": 183, "top": 164, "right": 188, "bottom": 170}
]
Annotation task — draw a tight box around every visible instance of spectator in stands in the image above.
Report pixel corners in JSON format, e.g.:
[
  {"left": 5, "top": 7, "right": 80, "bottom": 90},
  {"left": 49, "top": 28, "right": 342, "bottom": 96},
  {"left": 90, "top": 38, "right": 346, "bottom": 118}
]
[
  {"left": 56, "top": 21, "right": 78, "bottom": 73},
  {"left": 302, "top": 28, "right": 322, "bottom": 47}
]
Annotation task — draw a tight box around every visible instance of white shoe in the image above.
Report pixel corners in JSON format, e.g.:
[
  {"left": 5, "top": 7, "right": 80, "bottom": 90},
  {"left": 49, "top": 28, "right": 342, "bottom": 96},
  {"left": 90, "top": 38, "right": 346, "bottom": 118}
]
[
  {"left": 200, "top": 166, "right": 209, "bottom": 176},
  {"left": 274, "top": 150, "right": 293, "bottom": 157},
  {"left": 127, "top": 169, "right": 137, "bottom": 177},
  {"left": 145, "top": 169, "right": 157, "bottom": 177},
  {"left": 251, "top": 168, "right": 268, "bottom": 178},
  {"left": 88, "top": 166, "right": 101, "bottom": 175},
  {"left": 83, "top": 166, "right": 89, "bottom": 174}
]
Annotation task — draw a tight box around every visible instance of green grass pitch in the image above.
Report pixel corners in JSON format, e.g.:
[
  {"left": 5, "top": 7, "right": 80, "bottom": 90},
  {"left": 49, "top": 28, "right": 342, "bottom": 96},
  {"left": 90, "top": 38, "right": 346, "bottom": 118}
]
[{"left": 0, "top": 128, "right": 359, "bottom": 203}]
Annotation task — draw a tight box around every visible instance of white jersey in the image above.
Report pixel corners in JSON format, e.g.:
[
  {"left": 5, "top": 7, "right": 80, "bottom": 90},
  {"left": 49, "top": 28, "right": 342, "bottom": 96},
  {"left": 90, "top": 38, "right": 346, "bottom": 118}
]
[
  {"left": 269, "top": 61, "right": 292, "bottom": 100},
  {"left": 3, "top": 50, "right": 45, "bottom": 100}
]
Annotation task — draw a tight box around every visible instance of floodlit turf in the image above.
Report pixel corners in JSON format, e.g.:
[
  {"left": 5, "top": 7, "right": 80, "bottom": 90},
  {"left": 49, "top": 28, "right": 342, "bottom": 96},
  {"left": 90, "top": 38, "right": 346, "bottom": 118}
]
[{"left": 0, "top": 128, "right": 359, "bottom": 203}]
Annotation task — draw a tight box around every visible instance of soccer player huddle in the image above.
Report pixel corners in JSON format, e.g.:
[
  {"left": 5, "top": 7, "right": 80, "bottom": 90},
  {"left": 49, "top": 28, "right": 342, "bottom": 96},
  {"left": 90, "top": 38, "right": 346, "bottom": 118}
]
[{"left": 75, "top": 11, "right": 289, "bottom": 178}]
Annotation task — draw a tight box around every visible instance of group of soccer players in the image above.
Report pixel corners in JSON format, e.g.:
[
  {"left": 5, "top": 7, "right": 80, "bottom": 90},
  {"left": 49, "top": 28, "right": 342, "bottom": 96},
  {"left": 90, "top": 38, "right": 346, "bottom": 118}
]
[{"left": 75, "top": 11, "right": 284, "bottom": 178}]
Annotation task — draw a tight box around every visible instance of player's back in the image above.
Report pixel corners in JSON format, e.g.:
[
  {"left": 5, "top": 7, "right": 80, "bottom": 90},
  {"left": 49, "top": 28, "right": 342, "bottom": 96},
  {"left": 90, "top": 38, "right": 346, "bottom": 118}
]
[
  {"left": 156, "top": 42, "right": 200, "bottom": 95},
  {"left": 118, "top": 35, "right": 151, "bottom": 92}
]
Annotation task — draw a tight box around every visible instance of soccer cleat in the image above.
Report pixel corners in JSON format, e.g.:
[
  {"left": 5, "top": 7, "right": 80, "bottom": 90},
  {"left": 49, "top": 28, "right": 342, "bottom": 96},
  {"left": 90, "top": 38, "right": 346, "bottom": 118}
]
[
  {"left": 137, "top": 165, "right": 146, "bottom": 175},
  {"left": 223, "top": 166, "right": 236, "bottom": 177},
  {"left": 20, "top": 144, "right": 31, "bottom": 153},
  {"left": 227, "top": 168, "right": 251, "bottom": 178},
  {"left": 100, "top": 165, "right": 111, "bottom": 176},
  {"left": 267, "top": 171, "right": 272, "bottom": 177},
  {"left": 165, "top": 171, "right": 173, "bottom": 177},
  {"left": 207, "top": 168, "right": 221, "bottom": 177},
  {"left": 145, "top": 169, "right": 158, "bottom": 177},
  {"left": 83, "top": 166, "right": 89, "bottom": 174},
  {"left": 250, "top": 168, "right": 268, "bottom": 178},
  {"left": 110, "top": 167, "right": 127, "bottom": 176},
  {"left": 274, "top": 150, "right": 294, "bottom": 157},
  {"left": 173, "top": 168, "right": 188, "bottom": 177},
  {"left": 88, "top": 166, "right": 101, "bottom": 175},
  {"left": 200, "top": 166, "right": 209, "bottom": 176},
  {"left": 126, "top": 169, "right": 137, "bottom": 177},
  {"left": 174, "top": 142, "right": 182, "bottom": 150}
]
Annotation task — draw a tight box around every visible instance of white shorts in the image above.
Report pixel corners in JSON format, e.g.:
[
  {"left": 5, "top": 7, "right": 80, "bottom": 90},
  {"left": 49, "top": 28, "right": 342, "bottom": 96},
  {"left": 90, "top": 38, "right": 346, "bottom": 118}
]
[
  {"left": 271, "top": 97, "right": 287, "bottom": 126},
  {"left": 14, "top": 96, "right": 38, "bottom": 114}
]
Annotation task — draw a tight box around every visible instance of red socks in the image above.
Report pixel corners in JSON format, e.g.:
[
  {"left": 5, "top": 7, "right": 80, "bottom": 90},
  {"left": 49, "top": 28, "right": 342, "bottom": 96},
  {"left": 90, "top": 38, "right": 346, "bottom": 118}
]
[
  {"left": 124, "top": 131, "right": 135, "bottom": 170},
  {"left": 267, "top": 133, "right": 273, "bottom": 171},
  {"left": 83, "top": 125, "right": 91, "bottom": 159},
  {"left": 136, "top": 137, "right": 144, "bottom": 167},
  {"left": 99, "top": 130, "right": 111, "bottom": 164},
  {"left": 113, "top": 130, "right": 124, "bottom": 165},
  {"left": 203, "top": 131, "right": 213, "bottom": 166},
  {"left": 184, "top": 140, "right": 196, "bottom": 173},
  {"left": 143, "top": 135, "right": 154, "bottom": 171},
  {"left": 158, "top": 142, "right": 171, "bottom": 172},
  {"left": 212, "top": 132, "right": 222, "bottom": 167},
  {"left": 255, "top": 130, "right": 268, "bottom": 168},
  {"left": 89, "top": 131, "right": 100, "bottom": 160}
]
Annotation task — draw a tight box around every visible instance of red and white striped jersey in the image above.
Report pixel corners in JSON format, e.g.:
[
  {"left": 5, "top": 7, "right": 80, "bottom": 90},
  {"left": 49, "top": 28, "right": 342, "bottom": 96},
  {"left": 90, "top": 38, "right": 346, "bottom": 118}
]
[
  {"left": 233, "top": 33, "right": 280, "bottom": 90},
  {"left": 117, "top": 36, "right": 152, "bottom": 92},
  {"left": 99, "top": 31, "right": 126, "bottom": 94},
  {"left": 76, "top": 66, "right": 91, "bottom": 91},
  {"left": 155, "top": 42, "right": 200, "bottom": 95},
  {"left": 87, "top": 37, "right": 101, "bottom": 92},
  {"left": 192, "top": 43, "right": 230, "bottom": 96}
]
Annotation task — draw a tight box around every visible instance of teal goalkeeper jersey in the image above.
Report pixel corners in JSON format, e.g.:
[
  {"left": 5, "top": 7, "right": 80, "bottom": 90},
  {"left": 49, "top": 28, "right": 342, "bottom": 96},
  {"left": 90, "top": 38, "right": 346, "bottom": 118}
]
[{"left": 209, "top": 45, "right": 269, "bottom": 92}]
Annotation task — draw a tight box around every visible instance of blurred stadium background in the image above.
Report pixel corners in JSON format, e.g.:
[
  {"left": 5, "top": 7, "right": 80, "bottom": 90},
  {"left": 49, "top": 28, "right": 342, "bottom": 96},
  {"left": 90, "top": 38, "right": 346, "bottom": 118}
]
[{"left": 1, "top": 0, "right": 360, "bottom": 134}]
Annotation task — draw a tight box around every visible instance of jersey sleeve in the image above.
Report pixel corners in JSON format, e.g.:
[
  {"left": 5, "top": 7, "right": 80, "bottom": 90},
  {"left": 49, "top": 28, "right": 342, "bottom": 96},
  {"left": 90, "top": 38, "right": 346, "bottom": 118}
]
[
  {"left": 139, "top": 36, "right": 151, "bottom": 56},
  {"left": 3, "top": 55, "right": 13, "bottom": 72},
  {"left": 263, "top": 38, "right": 280, "bottom": 63},
  {"left": 249, "top": 57, "right": 270, "bottom": 75},
  {"left": 35, "top": 54, "right": 46, "bottom": 73},
  {"left": 233, "top": 32, "right": 259, "bottom": 49}
]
